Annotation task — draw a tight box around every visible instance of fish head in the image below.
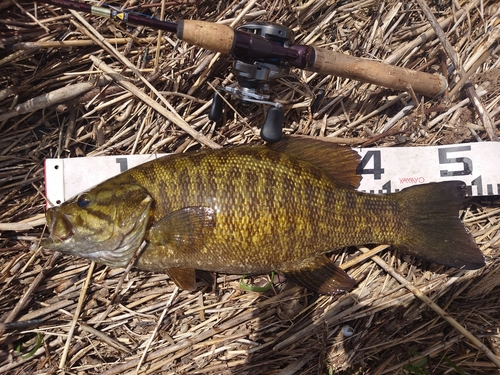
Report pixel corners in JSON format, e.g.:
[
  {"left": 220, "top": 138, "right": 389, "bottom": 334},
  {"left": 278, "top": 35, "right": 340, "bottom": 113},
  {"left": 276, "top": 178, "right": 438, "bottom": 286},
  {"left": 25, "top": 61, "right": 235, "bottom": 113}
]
[{"left": 42, "top": 182, "right": 153, "bottom": 268}]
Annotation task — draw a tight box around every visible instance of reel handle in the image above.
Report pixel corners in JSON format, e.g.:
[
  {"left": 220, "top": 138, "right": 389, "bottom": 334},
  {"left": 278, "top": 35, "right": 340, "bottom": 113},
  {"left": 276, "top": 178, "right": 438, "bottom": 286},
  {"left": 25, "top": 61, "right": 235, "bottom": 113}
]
[
  {"left": 209, "top": 91, "right": 223, "bottom": 122},
  {"left": 261, "top": 107, "right": 284, "bottom": 143}
]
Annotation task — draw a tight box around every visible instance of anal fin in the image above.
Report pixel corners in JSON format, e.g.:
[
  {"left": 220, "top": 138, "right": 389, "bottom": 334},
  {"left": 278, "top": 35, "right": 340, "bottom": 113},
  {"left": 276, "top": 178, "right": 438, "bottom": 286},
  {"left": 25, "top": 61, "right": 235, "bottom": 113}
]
[{"left": 283, "top": 255, "right": 356, "bottom": 294}]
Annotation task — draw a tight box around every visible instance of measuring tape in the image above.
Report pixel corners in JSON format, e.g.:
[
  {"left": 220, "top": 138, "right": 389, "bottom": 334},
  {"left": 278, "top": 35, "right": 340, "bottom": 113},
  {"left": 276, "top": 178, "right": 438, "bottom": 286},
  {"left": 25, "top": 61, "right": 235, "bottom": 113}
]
[{"left": 45, "top": 142, "right": 500, "bottom": 206}]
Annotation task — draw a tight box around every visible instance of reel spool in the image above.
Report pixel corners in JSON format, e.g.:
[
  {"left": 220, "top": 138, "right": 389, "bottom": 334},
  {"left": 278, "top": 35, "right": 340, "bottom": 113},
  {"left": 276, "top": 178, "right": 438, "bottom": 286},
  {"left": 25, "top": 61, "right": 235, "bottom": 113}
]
[{"left": 209, "top": 22, "right": 294, "bottom": 143}]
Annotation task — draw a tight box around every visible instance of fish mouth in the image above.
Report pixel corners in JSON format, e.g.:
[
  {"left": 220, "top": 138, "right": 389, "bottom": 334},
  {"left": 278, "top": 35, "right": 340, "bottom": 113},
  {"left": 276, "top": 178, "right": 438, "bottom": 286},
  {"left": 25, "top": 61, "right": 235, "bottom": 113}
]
[{"left": 45, "top": 207, "right": 74, "bottom": 243}]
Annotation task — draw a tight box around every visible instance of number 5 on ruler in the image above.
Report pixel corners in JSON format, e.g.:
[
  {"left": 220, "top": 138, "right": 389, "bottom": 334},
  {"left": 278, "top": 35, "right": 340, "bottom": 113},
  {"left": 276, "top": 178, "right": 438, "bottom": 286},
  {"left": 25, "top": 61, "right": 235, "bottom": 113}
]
[{"left": 438, "top": 146, "right": 473, "bottom": 177}]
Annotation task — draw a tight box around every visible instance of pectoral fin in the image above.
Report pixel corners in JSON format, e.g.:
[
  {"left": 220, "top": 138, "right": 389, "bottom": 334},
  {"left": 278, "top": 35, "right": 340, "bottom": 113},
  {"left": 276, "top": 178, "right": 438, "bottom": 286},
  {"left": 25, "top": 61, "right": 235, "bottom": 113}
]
[
  {"left": 283, "top": 255, "right": 356, "bottom": 294},
  {"left": 166, "top": 268, "right": 197, "bottom": 291},
  {"left": 149, "top": 206, "right": 215, "bottom": 253}
]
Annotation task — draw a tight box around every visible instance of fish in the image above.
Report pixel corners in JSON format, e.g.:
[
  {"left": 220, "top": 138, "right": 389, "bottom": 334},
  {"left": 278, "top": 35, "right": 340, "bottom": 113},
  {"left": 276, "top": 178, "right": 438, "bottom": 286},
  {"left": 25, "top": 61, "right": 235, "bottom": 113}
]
[{"left": 41, "top": 138, "right": 485, "bottom": 294}]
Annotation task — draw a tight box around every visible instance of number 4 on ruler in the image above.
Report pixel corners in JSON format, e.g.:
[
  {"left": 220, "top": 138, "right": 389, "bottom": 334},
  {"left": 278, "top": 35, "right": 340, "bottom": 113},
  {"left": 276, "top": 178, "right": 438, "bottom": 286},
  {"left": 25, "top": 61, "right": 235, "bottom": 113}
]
[{"left": 356, "top": 151, "right": 385, "bottom": 180}]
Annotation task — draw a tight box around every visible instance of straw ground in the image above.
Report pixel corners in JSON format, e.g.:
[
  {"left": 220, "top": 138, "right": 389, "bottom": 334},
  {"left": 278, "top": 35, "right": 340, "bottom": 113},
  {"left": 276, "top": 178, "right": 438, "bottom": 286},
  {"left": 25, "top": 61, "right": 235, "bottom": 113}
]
[{"left": 1, "top": 0, "right": 499, "bottom": 374}]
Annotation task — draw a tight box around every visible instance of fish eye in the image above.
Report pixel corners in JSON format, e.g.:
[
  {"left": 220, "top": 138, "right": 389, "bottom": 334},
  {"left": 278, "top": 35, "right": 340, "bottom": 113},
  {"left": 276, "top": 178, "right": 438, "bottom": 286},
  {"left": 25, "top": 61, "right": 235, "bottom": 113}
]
[{"left": 77, "top": 194, "right": 92, "bottom": 208}]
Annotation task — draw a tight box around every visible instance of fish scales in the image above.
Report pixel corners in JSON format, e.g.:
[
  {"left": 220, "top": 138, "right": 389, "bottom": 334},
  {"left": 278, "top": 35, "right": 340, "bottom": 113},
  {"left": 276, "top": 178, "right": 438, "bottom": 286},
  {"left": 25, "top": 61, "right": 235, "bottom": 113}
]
[
  {"left": 42, "top": 138, "right": 485, "bottom": 294},
  {"left": 123, "top": 146, "right": 401, "bottom": 273}
]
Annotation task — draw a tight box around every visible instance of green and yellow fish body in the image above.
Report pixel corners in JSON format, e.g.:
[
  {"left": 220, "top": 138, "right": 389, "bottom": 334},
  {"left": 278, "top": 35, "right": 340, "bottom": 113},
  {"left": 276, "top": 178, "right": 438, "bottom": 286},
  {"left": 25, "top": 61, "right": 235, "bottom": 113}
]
[{"left": 42, "top": 138, "right": 484, "bottom": 293}]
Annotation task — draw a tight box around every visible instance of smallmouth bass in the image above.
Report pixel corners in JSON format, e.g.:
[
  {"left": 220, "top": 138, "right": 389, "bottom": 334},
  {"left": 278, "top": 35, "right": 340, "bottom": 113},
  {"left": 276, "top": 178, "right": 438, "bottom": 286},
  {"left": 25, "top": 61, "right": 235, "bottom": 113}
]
[{"left": 42, "top": 138, "right": 485, "bottom": 294}]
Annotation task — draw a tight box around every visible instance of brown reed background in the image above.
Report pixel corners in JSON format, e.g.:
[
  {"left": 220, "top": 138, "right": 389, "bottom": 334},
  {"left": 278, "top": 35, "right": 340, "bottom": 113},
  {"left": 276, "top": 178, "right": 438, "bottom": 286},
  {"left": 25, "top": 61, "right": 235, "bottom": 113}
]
[{"left": 1, "top": 0, "right": 500, "bottom": 374}]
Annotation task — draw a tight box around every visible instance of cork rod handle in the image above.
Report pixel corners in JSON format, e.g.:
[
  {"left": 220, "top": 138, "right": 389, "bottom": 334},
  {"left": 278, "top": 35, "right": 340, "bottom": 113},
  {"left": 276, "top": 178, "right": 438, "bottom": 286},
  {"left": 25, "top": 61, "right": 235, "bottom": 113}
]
[
  {"left": 309, "top": 48, "right": 447, "bottom": 97},
  {"left": 177, "top": 20, "right": 235, "bottom": 54}
]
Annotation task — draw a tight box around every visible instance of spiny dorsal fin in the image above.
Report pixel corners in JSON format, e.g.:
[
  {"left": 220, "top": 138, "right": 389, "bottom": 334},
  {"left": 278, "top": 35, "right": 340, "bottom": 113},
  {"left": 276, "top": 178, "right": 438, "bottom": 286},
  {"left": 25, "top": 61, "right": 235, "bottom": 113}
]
[
  {"left": 267, "top": 137, "right": 362, "bottom": 189},
  {"left": 283, "top": 255, "right": 356, "bottom": 294}
]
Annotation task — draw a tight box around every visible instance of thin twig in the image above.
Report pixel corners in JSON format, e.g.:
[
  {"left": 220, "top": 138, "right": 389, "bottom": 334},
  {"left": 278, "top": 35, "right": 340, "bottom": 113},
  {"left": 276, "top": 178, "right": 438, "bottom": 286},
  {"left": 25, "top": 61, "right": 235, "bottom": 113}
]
[
  {"left": 357, "top": 246, "right": 500, "bottom": 369},
  {"left": 415, "top": 0, "right": 498, "bottom": 141},
  {"left": 59, "top": 261, "right": 96, "bottom": 369},
  {"left": 135, "top": 286, "right": 179, "bottom": 374},
  {"left": 90, "top": 55, "right": 221, "bottom": 149}
]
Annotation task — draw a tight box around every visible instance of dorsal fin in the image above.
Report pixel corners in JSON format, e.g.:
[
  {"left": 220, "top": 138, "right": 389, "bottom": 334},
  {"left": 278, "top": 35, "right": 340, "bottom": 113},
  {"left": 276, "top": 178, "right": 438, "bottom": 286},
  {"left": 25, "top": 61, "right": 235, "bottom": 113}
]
[{"left": 267, "top": 137, "right": 362, "bottom": 189}]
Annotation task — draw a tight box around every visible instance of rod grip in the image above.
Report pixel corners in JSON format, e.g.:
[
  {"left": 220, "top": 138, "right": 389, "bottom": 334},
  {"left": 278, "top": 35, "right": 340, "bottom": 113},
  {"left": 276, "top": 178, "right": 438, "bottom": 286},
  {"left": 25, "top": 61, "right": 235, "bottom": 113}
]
[
  {"left": 177, "top": 20, "right": 235, "bottom": 54},
  {"left": 310, "top": 48, "right": 447, "bottom": 97}
]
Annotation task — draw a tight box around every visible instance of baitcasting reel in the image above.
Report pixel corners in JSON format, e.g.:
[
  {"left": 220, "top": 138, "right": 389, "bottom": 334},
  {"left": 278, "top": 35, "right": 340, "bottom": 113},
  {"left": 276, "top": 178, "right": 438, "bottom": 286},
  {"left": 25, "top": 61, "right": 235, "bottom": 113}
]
[
  {"left": 209, "top": 22, "right": 294, "bottom": 143},
  {"left": 39, "top": 0, "right": 451, "bottom": 144}
]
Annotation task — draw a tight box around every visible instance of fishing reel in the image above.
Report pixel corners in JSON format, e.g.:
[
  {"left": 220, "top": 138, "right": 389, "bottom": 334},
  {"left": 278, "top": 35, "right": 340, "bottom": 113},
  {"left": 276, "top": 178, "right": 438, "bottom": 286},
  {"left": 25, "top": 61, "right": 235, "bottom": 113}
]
[{"left": 208, "top": 22, "right": 294, "bottom": 143}]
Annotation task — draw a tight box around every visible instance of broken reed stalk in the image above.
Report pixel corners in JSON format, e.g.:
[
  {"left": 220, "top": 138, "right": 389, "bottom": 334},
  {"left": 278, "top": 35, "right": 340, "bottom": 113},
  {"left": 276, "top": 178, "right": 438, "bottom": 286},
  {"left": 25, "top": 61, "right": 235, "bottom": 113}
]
[
  {"left": 357, "top": 246, "right": 500, "bottom": 369},
  {"left": 0, "top": 83, "right": 94, "bottom": 122},
  {"left": 415, "top": 0, "right": 498, "bottom": 141},
  {"left": 89, "top": 55, "right": 220, "bottom": 149},
  {"left": 59, "top": 261, "right": 96, "bottom": 369},
  {"left": 12, "top": 37, "right": 158, "bottom": 50}
]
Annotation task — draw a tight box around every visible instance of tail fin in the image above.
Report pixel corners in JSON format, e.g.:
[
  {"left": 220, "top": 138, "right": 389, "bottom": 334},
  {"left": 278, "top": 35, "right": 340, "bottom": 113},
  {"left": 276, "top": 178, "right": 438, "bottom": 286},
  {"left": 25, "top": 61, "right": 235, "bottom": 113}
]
[{"left": 394, "top": 181, "right": 485, "bottom": 270}]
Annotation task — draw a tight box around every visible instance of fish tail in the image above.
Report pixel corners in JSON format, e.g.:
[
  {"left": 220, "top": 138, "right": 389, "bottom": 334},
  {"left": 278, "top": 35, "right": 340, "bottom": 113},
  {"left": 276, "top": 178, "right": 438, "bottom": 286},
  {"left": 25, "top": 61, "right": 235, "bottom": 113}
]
[{"left": 393, "top": 181, "right": 484, "bottom": 270}]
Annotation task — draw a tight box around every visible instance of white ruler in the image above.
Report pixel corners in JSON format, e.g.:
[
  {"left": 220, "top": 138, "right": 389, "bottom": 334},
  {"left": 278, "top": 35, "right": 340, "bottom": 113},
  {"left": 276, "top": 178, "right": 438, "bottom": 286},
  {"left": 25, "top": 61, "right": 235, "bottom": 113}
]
[{"left": 45, "top": 142, "right": 500, "bottom": 206}]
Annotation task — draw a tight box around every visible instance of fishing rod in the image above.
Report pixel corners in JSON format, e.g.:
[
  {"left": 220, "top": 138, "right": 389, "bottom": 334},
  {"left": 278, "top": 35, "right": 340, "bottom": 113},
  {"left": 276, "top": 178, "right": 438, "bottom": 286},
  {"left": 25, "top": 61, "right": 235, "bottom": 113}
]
[{"left": 38, "top": 0, "right": 448, "bottom": 141}]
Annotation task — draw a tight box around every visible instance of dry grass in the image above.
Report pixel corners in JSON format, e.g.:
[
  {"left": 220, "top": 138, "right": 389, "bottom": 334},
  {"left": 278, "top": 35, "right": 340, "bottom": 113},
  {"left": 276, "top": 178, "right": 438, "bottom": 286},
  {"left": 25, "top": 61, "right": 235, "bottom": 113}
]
[{"left": 1, "top": 0, "right": 500, "bottom": 374}]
